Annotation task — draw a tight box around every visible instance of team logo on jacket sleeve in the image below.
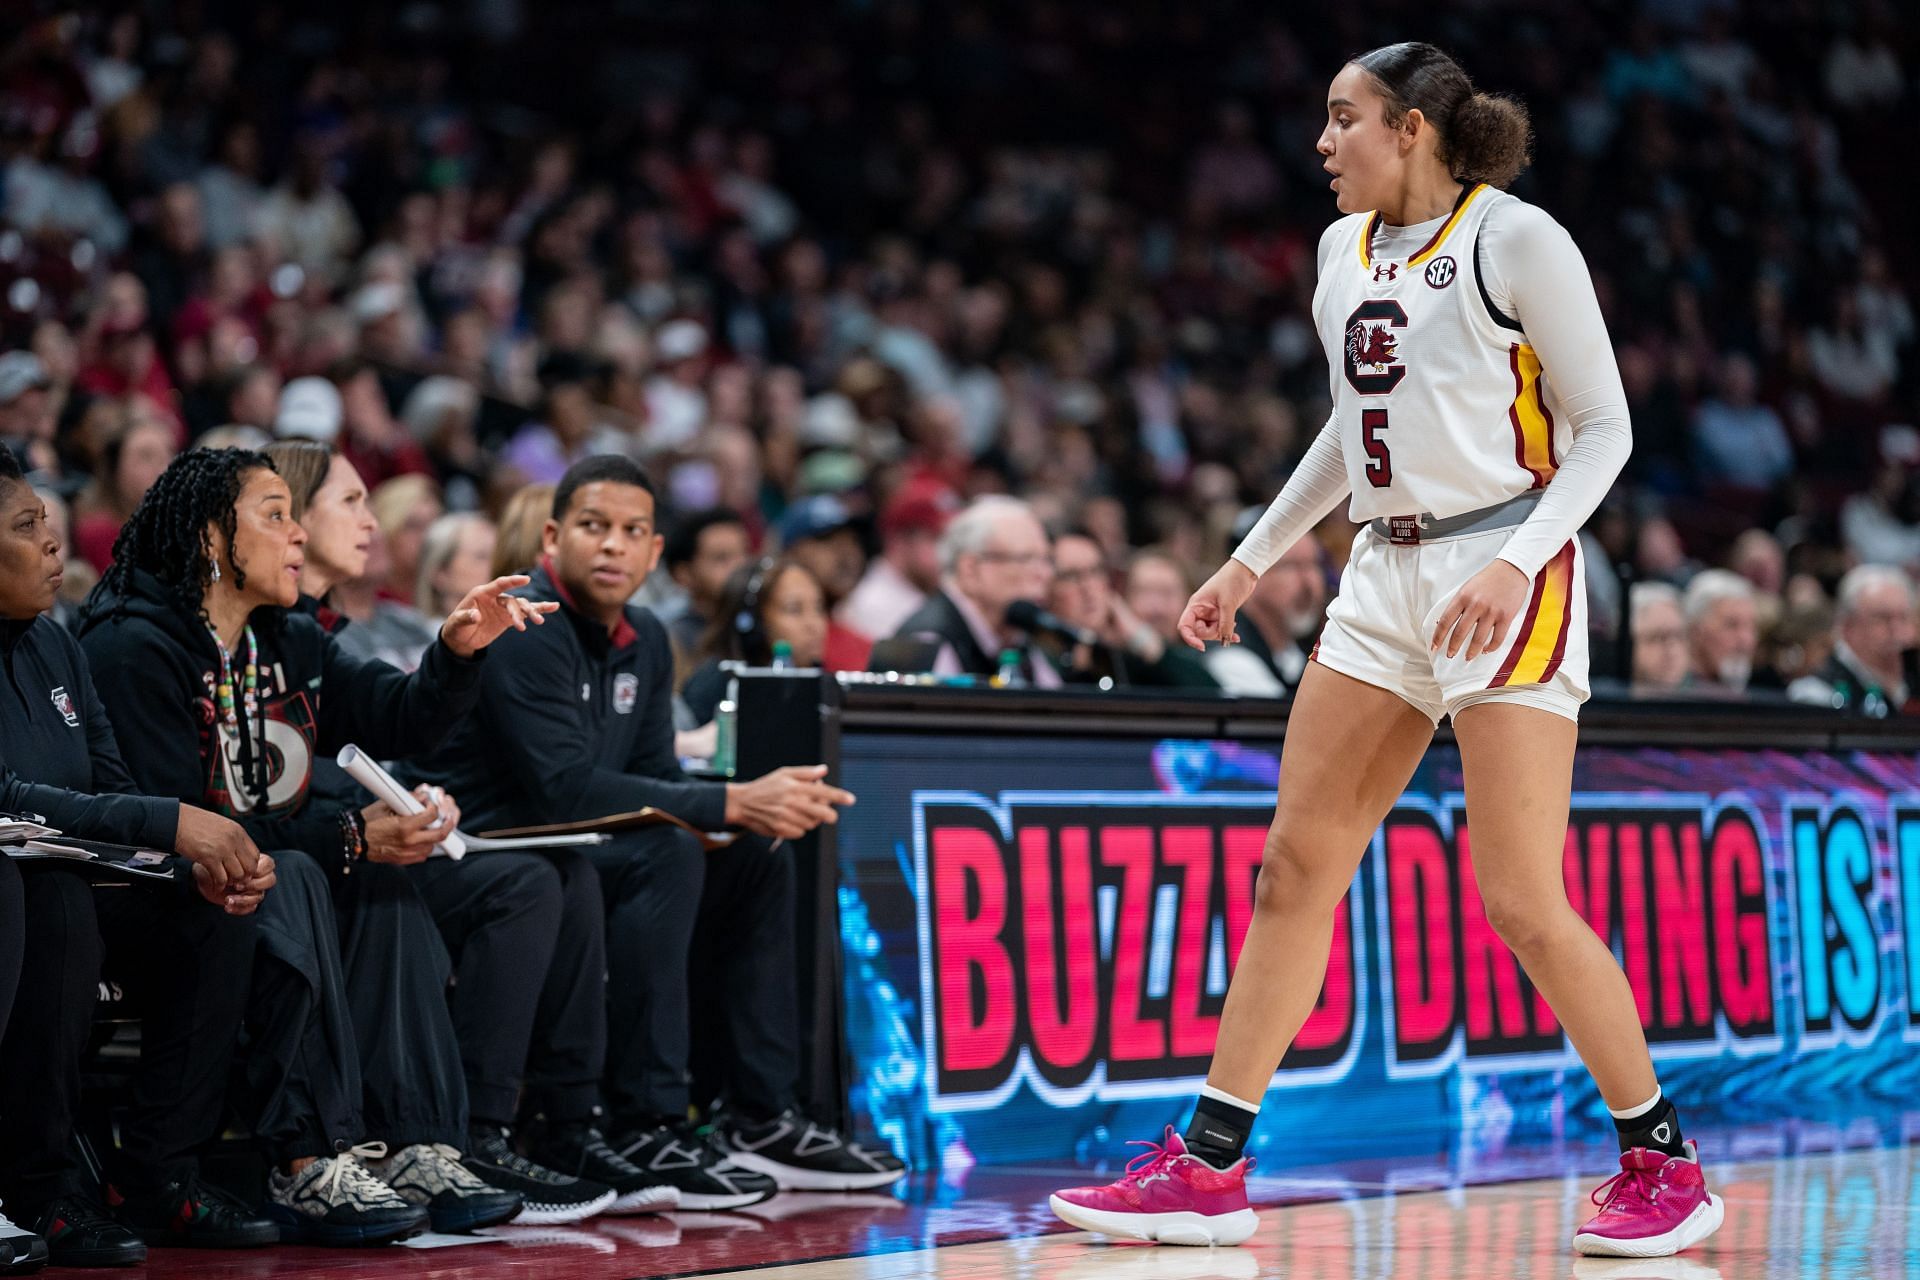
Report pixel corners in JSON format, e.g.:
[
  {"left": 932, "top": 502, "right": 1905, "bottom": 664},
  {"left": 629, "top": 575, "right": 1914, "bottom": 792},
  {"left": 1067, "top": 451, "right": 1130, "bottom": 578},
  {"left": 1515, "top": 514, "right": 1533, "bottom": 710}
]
[
  {"left": 613, "top": 673, "right": 640, "bottom": 714},
  {"left": 50, "top": 686, "right": 79, "bottom": 727}
]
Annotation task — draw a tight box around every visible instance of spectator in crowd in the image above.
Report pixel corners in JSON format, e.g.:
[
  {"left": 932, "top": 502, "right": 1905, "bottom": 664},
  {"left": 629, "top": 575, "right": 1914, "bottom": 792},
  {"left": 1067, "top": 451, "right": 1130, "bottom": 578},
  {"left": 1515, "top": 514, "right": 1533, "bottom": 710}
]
[
  {"left": 492, "top": 483, "right": 556, "bottom": 578},
  {"left": 405, "top": 457, "right": 904, "bottom": 1203},
  {"left": 1205, "top": 533, "right": 1328, "bottom": 697},
  {"left": 1046, "top": 531, "right": 1216, "bottom": 687},
  {"left": 370, "top": 474, "right": 444, "bottom": 608},
  {"left": 660, "top": 508, "right": 752, "bottom": 659},
  {"left": 417, "top": 515, "right": 500, "bottom": 620},
  {"left": 0, "top": 443, "right": 275, "bottom": 1267},
  {"left": 776, "top": 495, "right": 873, "bottom": 671},
  {"left": 838, "top": 483, "right": 955, "bottom": 643},
  {"left": 683, "top": 557, "right": 831, "bottom": 722},
  {"left": 1124, "top": 550, "right": 1202, "bottom": 655},
  {"left": 0, "top": 353, "right": 58, "bottom": 478},
  {"left": 501, "top": 354, "right": 626, "bottom": 486},
  {"left": 1691, "top": 355, "right": 1794, "bottom": 492},
  {"left": 1789, "top": 565, "right": 1917, "bottom": 715},
  {"left": 1727, "top": 528, "right": 1787, "bottom": 600},
  {"left": 77, "top": 448, "right": 554, "bottom": 1242},
  {"left": 1627, "top": 582, "right": 1690, "bottom": 694},
  {"left": 1683, "top": 569, "right": 1761, "bottom": 694},
  {"left": 69, "top": 415, "right": 176, "bottom": 572},
  {"left": 887, "top": 496, "right": 1059, "bottom": 686}
]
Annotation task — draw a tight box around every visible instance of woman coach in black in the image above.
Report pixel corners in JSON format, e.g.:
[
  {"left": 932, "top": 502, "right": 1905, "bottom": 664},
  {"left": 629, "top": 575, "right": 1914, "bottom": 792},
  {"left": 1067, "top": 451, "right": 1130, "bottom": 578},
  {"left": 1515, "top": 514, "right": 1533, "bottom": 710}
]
[
  {"left": 76, "top": 447, "right": 554, "bottom": 1244},
  {"left": 0, "top": 443, "right": 275, "bottom": 1266}
]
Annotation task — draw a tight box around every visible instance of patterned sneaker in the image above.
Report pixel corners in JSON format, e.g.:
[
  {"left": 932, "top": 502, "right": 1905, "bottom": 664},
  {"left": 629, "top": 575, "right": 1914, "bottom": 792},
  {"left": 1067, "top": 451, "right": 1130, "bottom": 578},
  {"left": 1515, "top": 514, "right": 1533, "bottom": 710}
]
[
  {"left": 522, "top": 1122, "right": 680, "bottom": 1216},
  {"left": 265, "top": 1146, "right": 431, "bottom": 1247},
  {"left": 1574, "top": 1142, "right": 1724, "bottom": 1258},
  {"left": 366, "top": 1143, "right": 524, "bottom": 1233},
  {"left": 462, "top": 1126, "right": 616, "bottom": 1225},
  {"left": 716, "top": 1107, "right": 907, "bottom": 1191},
  {"left": 609, "top": 1120, "right": 777, "bottom": 1210},
  {"left": 1049, "top": 1128, "right": 1259, "bottom": 1246}
]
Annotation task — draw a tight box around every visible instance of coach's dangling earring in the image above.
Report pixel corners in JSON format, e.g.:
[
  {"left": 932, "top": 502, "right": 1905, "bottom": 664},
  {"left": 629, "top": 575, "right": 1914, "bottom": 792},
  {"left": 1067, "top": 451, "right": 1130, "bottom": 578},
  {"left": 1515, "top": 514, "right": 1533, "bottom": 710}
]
[{"left": 210, "top": 559, "right": 221, "bottom": 584}]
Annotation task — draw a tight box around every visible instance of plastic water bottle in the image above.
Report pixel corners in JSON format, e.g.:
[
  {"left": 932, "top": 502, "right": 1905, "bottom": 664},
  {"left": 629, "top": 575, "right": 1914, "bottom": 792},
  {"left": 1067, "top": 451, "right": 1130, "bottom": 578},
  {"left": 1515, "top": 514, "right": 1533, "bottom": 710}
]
[
  {"left": 770, "top": 640, "right": 793, "bottom": 670},
  {"left": 994, "top": 648, "right": 1027, "bottom": 689},
  {"left": 713, "top": 676, "right": 739, "bottom": 777}
]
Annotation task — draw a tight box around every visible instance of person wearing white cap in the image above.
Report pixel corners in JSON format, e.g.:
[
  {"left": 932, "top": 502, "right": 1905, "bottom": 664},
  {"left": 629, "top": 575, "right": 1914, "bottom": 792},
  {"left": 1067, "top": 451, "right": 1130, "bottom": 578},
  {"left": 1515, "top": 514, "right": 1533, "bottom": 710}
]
[
  {"left": 643, "top": 320, "right": 709, "bottom": 452},
  {"left": 275, "top": 376, "right": 344, "bottom": 442}
]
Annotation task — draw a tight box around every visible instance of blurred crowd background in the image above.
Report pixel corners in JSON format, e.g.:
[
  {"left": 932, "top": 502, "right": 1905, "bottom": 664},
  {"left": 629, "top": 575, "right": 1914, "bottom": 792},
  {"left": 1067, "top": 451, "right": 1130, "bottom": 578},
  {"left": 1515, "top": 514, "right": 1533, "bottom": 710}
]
[{"left": 2, "top": 0, "right": 1915, "bottom": 711}]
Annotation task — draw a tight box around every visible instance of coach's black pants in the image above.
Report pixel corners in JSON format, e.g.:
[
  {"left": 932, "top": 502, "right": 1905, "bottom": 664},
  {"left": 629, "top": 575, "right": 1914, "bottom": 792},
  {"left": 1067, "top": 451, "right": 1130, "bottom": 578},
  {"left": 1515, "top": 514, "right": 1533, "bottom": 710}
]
[
  {"left": 408, "top": 850, "right": 607, "bottom": 1126},
  {"left": 586, "top": 827, "right": 799, "bottom": 1123},
  {"left": 245, "top": 851, "right": 466, "bottom": 1163},
  {"left": 0, "top": 856, "right": 19, "bottom": 1050},
  {"left": 0, "top": 863, "right": 255, "bottom": 1209}
]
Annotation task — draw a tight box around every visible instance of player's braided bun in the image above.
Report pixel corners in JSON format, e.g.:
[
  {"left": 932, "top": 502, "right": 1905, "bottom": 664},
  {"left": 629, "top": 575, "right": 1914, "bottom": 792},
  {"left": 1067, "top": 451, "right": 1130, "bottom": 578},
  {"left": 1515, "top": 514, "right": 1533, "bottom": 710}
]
[{"left": 1353, "top": 42, "right": 1533, "bottom": 190}]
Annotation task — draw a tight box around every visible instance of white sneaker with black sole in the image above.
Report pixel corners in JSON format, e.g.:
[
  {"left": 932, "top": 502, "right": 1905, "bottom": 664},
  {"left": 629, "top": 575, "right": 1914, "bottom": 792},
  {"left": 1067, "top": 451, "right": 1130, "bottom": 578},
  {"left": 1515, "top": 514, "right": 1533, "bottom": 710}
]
[
  {"left": 609, "top": 1121, "right": 777, "bottom": 1210},
  {"left": 716, "top": 1108, "right": 908, "bottom": 1191}
]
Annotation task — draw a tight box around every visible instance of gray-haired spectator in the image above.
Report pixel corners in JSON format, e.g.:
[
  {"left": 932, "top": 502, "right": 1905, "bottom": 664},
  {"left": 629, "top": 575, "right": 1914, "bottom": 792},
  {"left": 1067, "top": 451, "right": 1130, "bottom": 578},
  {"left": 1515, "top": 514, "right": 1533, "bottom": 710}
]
[
  {"left": 883, "top": 495, "right": 1059, "bottom": 685},
  {"left": 1684, "top": 569, "right": 1760, "bottom": 693},
  {"left": 1628, "top": 582, "right": 1689, "bottom": 694},
  {"left": 416, "top": 514, "right": 499, "bottom": 619},
  {"left": 1788, "top": 566, "right": 1917, "bottom": 716}
]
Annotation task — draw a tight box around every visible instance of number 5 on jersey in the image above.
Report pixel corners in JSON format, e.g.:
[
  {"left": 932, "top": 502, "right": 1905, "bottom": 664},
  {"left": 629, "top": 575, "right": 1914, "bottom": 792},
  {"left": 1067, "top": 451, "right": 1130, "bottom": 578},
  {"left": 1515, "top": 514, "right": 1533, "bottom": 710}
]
[{"left": 1363, "top": 408, "right": 1391, "bottom": 487}]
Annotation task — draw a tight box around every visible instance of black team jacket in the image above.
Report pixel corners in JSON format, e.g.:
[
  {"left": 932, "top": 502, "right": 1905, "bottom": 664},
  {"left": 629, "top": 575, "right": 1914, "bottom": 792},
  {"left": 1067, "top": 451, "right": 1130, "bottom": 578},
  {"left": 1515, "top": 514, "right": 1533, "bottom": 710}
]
[
  {"left": 74, "top": 570, "right": 484, "bottom": 878},
  {"left": 0, "top": 613, "right": 179, "bottom": 847},
  {"left": 405, "top": 559, "right": 727, "bottom": 832}
]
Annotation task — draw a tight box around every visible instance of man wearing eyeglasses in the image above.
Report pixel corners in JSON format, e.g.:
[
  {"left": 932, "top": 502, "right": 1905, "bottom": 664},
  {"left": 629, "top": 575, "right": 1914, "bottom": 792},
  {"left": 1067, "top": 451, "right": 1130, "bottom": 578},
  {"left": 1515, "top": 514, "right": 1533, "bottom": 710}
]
[
  {"left": 885, "top": 495, "right": 1063, "bottom": 685},
  {"left": 1788, "top": 565, "right": 1917, "bottom": 716}
]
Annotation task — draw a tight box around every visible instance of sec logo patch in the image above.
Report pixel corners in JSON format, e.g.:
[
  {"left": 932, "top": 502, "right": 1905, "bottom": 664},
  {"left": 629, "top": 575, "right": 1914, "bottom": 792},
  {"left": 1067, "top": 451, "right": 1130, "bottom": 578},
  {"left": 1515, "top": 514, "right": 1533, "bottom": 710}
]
[{"left": 1424, "top": 256, "right": 1457, "bottom": 289}]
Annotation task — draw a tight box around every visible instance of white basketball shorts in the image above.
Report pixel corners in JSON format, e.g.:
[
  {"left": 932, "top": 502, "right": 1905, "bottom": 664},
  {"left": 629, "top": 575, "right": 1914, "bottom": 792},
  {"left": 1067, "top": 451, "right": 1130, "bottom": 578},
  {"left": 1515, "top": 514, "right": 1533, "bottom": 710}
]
[{"left": 1310, "top": 524, "right": 1589, "bottom": 725}]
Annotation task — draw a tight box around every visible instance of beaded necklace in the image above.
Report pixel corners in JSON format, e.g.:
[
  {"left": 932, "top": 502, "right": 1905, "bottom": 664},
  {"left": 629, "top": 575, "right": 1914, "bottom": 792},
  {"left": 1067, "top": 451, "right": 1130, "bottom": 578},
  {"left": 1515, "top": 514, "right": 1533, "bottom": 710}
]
[{"left": 207, "top": 623, "right": 260, "bottom": 736}]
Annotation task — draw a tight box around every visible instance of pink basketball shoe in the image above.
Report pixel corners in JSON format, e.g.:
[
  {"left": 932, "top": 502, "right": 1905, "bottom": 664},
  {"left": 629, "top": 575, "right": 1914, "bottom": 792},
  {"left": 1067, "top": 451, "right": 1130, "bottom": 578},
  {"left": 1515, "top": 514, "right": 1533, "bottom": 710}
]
[
  {"left": 1573, "top": 1142, "right": 1724, "bottom": 1257},
  {"left": 1048, "top": 1129, "right": 1258, "bottom": 1247}
]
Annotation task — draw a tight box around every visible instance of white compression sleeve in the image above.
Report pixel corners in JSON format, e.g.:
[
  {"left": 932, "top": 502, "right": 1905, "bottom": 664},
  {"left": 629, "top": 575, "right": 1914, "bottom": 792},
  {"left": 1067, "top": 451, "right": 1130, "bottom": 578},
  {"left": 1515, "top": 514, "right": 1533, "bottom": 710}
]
[
  {"left": 1483, "top": 202, "right": 1633, "bottom": 580},
  {"left": 1229, "top": 415, "right": 1351, "bottom": 576}
]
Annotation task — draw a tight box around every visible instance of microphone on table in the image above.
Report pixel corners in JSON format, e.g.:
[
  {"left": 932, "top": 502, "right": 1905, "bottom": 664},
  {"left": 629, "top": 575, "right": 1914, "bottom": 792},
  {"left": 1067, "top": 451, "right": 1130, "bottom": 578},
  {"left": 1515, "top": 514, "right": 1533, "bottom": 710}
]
[{"left": 1006, "top": 599, "right": 1098, "bottom": 648}]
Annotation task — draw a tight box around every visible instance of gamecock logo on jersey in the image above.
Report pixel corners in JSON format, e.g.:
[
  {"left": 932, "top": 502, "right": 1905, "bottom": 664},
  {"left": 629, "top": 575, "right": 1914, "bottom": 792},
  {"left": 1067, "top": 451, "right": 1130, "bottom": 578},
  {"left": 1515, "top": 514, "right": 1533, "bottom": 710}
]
[{"left": 1343, "top": 299, "right": 1409, "bottom": 394}]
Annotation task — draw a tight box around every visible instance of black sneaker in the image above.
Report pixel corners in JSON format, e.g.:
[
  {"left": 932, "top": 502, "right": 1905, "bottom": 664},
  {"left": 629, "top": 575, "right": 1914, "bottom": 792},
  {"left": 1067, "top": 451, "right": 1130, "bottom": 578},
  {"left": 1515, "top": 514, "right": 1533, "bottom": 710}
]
[
  {"left": 112, "top": 1175, "right": 278, "bottom": 1249},
  {"left": 28, "top": 1194, "right": 136, "bottom": 1268},
  {"left": 716, "top": 1107, "right": 908, "bottom": 1191},
  {"left": 608, "top": 1120, "right": 776, "bottom": 1210},
  {"left": 522, "top": 1122, "right": 679, "bottom": 1216},
  {"left": 265, "top": 1149, "right": 429, "bottom": 1247},
  {"left": 365, "top": 1143, "right": 524, "bottom": 1234},
  {"left": 462, "top": 1126, "right": 615, "bottom": 1225}
]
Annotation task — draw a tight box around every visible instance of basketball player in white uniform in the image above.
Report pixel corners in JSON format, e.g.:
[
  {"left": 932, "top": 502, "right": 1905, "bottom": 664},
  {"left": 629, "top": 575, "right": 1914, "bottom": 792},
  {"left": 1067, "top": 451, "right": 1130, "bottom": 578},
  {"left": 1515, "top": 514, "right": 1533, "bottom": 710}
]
[{"left": 1050, "top": 43, "right": 1724, "bottom": 1258}]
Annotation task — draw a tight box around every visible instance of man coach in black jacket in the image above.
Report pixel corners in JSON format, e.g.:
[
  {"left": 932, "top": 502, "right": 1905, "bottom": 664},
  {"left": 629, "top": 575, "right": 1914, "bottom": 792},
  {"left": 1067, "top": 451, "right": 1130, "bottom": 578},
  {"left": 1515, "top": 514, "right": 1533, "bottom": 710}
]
[
  {"left": 0, "top": 444, "right": 276, "bottom": 1267},
  {"left": 409, "top": 456, "right": 906, "bottom": 1203}
]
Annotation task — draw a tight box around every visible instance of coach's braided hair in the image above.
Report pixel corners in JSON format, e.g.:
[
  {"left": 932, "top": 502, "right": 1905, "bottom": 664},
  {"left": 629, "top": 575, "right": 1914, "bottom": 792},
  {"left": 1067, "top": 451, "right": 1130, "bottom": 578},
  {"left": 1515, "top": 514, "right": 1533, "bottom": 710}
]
[
  {"left": 1352, "top": 42, "right": 1533, "bottom": 189},
  {"left": 98, "top": 446, "right": 276, "bottom": 632},
  {"left": 98, "top": 446, "right": 281, "bottom": 807}
]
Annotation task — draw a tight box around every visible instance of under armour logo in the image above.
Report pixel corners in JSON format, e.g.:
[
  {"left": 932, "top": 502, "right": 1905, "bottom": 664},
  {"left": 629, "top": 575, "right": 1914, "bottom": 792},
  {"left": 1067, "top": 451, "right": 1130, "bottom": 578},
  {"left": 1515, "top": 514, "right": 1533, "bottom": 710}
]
[
  {"left": 1373, "top": 262, "right": 1399, "bottom": 282},
  {"left": 1653, "top": 1122, "right": 1672, "bottom": 1143}
]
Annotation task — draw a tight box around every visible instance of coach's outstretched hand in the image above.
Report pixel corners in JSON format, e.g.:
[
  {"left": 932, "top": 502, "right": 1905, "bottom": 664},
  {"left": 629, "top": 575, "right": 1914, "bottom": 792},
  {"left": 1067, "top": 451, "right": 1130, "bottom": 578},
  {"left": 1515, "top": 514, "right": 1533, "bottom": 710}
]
[
  {"left": 1177, "top": 559, "right": 1259, "bottom": 650},
  {"left": 439, "top": 574, "right": 561, "bottom": 657}
]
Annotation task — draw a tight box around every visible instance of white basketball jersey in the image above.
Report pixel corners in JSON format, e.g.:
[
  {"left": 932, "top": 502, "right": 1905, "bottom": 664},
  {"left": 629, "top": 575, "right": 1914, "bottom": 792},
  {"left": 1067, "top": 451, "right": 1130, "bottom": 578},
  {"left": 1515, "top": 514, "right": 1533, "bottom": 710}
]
[{"left": 1314, "top": 183, "right": 1572, "bottom": 524}]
